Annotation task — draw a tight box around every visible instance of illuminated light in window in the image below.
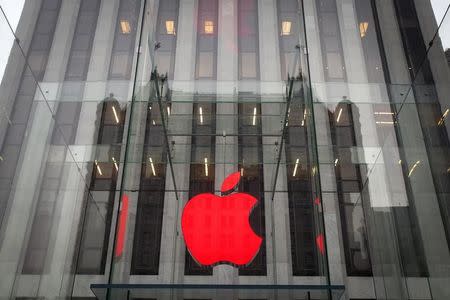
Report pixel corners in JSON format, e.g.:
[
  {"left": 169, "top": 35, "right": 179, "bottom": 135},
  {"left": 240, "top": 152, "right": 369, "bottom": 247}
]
[
  {"left": 408, "top": 160, "right": 420, "bottom": 177},
  {"left": 437, "top": 108, "right": 449, "bottom": 126},
  {"left": 293, "top": 158, "right": 300, "bottom": 177},
  {"left": 112, "top": 106, "right": 119, "bottom": 124},
  {"left": 334, "top": 158, "right": 339, "bottom": 166},
  {"left": 152, "top": 120, "right": 156, "bottom": 126},
  {"left": 149, "top": 157, "right": 156, "bottom": 176},
  {"left": 252, "top": 107, "right": 257, "bottom": 126},
  {"left": 149, "top": 105, "right": 152, "bottom": 110},
  {"left": 199, "top": 106, "right": 203, "bottom": 124},
  {"left": 281, "top": 21, "right": 292, "bottom": 36},
  {"left": 336, "top": 108, "right": 343, "bottom": 123},
  {"left": 359, "top": 22, "right": 369, "bottom": 38},
  {"left": 166, "top": 20, "right": 176, "bottom": 35},
  {"left": 204, "top": 20, "right": 214, "bottom": 34},
  {"left": 120, "top": 20, "right": 131, "bottom": 34},
  {"left": 204, "top": 157, "right": 208, "bottom": 177},
  {"left": 374, "top": 111, "right": 394, "bottom": 115},
  {"left": 167, "top": 106, "right": 171, "bottom": 116},
  {"left": 240, "top": 167, "right": 244, "bottom": 176},
  {"left": 94, "top": 160, "right": 103, "bottom": 176},
  {"left": 301, "top": 120, "right": 305, "bottom": 126},
  {"left": 112, "top": 157, "right": 119, "bottom": 172},
  {"left": 376, "top": 121, "right": 395, "bottom": 125}
]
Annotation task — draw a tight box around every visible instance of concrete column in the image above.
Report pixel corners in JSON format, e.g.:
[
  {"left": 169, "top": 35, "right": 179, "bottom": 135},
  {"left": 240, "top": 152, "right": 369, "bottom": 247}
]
[
  {"left": 258, "top": 0, "right": 284, "bottom": 285},
  {"left": 0, "top": 1, "right": 80, "bottom": 298},
  {"left": 211, "top": 0, "right": 239, "bottom": 288},
  {"left": 158, "top": 0, "right": 198, "bottom": 286}
]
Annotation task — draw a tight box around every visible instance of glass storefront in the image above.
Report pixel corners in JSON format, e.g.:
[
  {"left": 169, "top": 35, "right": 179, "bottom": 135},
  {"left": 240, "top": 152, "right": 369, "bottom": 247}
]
[{"left": 0, "top": 0, "right": 449, "bottom": 299}]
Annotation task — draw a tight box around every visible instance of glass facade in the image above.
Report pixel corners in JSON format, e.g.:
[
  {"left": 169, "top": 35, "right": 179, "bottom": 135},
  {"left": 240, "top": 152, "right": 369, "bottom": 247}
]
[{"left": 0, "top": 0, "right": 449, "bottom": 299}]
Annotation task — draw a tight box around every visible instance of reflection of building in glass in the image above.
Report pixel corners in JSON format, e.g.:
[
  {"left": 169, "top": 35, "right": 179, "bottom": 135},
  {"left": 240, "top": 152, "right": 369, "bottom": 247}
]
[{"left": 0, "top": 0, "right": 449, "bottom": 299}]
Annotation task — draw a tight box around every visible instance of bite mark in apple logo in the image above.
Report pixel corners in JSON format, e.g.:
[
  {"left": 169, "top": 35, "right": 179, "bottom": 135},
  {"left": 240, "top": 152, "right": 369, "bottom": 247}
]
[{"left": 181, "top": 172, "right": 263, "bottom": 267}]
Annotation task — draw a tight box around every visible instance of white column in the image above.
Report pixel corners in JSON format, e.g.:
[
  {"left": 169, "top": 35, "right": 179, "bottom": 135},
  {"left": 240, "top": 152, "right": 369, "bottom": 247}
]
[
  {"left": 258, "top": 0, "right": 284, "bottom": 285},
  {"left": 211, "top": 0, "right": 239, "bottom": 287}
]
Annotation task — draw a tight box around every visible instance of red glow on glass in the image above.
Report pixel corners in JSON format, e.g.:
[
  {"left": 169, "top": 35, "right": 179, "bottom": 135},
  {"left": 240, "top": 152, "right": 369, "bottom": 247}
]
[
  {"left": 182, "top": 174, "right": 262, "bottom": 266},
  {"left": 316, "top": 234, "right": 325, "bottom": 255},
  {"left": 115, "top": 194, "right": 129, "bottom": 258},
  {"left": 314, "top": 197, "right": 321, "bottom": 206},
  {"left": 220, "top": 172, "right": 241, "bottom": 194}
]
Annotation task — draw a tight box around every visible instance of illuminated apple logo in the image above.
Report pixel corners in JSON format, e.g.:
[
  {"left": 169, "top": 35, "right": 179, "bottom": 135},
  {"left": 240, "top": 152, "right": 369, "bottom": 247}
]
[{"left": 181, "top": 172, "right": 263, "bottom": 266}]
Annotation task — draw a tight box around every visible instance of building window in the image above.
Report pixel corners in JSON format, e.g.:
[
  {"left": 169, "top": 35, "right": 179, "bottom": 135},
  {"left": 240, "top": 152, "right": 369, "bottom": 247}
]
[
  {"left": 238, "top": 101, "right": 266, "bottom": 276},
  {"left": 353, "top": 0, "right": 385, "bottom": 83},
  {"left": 65, "top": 0, "right": 101, "bottom": 81},
  {"left": 238, "top": 0, "right": 259, "bottom": 80},
  {"left": 154, "top": 0, "right": 179, "bottom": 79},
  {"left": 329, "top": 103, "right": 372, "bottom": 276},
  {"left": 285, "top": 101, "right": 319, "bottom": 276},
  {"left": 196, "top": 0, "right": 218, "bottom": 79},
  {"left": 316, "top": 0, "right": 346, "bottom": 81},
  {"left": 131, "top": 102, "right": 167, "bottom": 275},
  {"left": 277, "top": 0, "right": 300, "bottom": 79},
  {"left": 108, "top": 0, "right": 141, "bottom": 80},
  {"left": 185, "top": 102, "right": 216, "bottom": 275}
]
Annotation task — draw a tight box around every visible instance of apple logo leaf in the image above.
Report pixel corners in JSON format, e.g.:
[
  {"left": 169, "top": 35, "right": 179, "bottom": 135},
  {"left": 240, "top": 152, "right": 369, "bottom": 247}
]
[{"left": 221, "top": 172, "right": 241, "bottom": 194}]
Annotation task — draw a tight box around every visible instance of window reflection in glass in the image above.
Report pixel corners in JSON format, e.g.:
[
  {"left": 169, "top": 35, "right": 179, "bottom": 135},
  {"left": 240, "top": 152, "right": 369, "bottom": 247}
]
[
  {"left": 329, "top": 103, "right": 372, "bottom": 276},
  {"left": 238, "top": 102, "right": 266, "bottom": 276},
  {"left": 185, "top": 102, "right": 216, "bottom": 275},
  {"left": 286, "top": 100, "right": 319, "bottom": 276},
  {"left": 131, "top": 102, "right": 167, "bottom": 275}
]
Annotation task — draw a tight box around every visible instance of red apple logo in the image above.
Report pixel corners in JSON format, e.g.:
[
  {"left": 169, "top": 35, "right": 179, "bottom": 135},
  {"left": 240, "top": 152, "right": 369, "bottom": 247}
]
[{"left": 181, "top": 172, "right": 263, "bottom": 266}]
